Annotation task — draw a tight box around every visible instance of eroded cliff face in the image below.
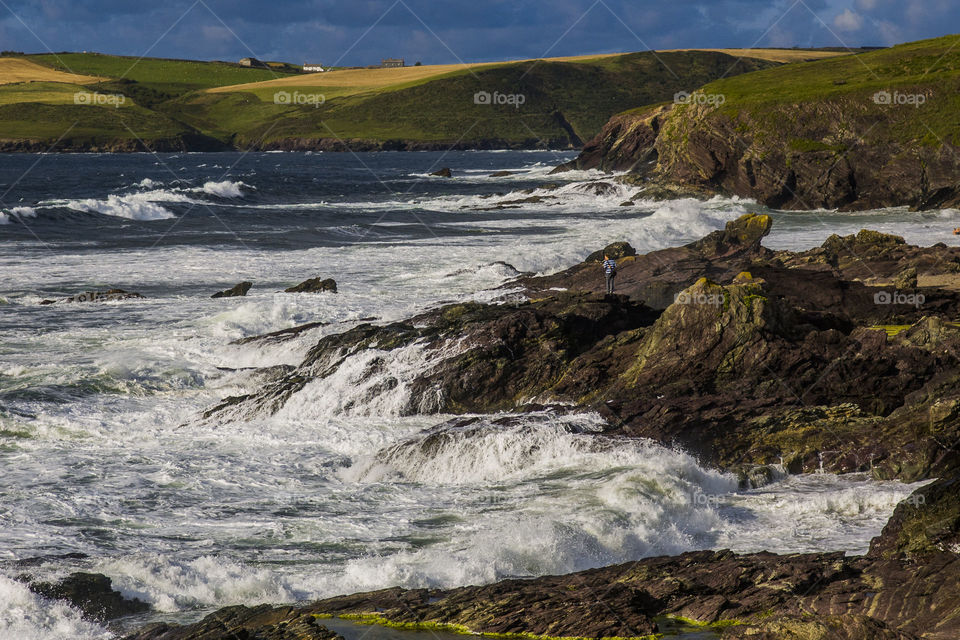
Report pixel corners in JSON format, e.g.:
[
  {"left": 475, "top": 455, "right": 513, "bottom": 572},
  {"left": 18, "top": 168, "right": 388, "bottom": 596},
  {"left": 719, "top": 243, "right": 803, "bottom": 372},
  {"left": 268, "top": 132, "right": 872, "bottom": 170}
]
[{"left": 560, "top": 89, "right": 960, "bottom": 211}]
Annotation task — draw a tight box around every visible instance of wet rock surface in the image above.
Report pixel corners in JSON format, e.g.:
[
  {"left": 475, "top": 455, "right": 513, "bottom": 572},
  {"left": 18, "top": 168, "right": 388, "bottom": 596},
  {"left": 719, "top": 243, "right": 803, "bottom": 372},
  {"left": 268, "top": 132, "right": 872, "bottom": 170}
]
[
  {"left": 28, "top": 572, "right": 149, "bottom": 621},
  {"left": 123, "top": 605, "right": 344, "bottom": 640}
]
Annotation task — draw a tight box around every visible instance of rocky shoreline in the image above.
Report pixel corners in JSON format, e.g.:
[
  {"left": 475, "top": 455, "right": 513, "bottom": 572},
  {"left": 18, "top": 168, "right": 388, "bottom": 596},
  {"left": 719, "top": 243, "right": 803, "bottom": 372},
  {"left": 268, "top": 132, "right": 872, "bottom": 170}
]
[{"left": 59, "top": 214, "right": 952, "bottom": 639}]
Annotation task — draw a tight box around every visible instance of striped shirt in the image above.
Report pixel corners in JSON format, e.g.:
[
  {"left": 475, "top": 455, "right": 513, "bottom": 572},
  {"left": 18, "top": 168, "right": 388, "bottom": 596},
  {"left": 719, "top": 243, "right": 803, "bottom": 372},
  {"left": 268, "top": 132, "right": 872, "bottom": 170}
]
[{"left": 603, "top": 259, "right": 616, "bottom": 275}]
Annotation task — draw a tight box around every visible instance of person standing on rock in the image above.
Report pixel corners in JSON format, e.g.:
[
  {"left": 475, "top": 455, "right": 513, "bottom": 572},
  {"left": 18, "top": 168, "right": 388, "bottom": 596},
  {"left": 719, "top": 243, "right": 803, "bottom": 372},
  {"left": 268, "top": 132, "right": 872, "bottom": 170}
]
[{"left": 602, "top": 255, "right": 617, "bottom": 295}]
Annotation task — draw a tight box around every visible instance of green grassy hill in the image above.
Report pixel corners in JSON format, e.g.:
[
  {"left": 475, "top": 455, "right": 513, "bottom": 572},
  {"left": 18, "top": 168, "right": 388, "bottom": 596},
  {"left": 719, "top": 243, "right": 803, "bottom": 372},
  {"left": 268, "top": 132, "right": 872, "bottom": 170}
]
[
  {"left": 0, "top": 49, "right": 846, "bottom": 151},
  {"left": 175, "top": 51, "right": 778, "bottom": 149}
]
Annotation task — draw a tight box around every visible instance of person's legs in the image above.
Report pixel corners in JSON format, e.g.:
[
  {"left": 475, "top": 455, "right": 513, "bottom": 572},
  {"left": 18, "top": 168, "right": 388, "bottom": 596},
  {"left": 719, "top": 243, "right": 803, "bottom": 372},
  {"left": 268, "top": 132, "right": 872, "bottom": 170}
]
[{"left": 606, "top": 273, "right": 614, "bottom": 294}]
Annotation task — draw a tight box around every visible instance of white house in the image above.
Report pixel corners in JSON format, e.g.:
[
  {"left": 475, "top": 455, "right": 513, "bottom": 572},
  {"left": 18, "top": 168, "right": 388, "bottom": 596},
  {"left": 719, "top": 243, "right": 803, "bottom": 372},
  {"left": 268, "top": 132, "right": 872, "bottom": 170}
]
[{"left": 303, "top": 63, "right": 325, "bottom": 72}]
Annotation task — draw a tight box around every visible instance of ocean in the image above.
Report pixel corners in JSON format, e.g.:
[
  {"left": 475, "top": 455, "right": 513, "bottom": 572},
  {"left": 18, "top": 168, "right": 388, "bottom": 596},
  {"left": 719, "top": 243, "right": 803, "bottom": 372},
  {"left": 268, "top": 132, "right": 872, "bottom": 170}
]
[{"left": 1, "top": 150, "right": 957, "bottom": 639}]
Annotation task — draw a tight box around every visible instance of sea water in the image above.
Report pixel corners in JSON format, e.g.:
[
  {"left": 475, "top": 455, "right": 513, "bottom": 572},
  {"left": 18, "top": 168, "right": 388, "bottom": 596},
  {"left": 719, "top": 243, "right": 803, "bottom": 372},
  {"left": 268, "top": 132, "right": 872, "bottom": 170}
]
[{"left": 1, "top": 151, "right": 955, "bottom": 639}]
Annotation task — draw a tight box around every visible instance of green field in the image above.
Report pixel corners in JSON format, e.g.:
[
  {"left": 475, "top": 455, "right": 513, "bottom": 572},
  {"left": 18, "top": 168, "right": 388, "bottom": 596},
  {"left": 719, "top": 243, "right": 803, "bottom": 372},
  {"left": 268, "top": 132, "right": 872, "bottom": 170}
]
[{"left": 0, "top": 48, "right": 852, "bottom": 151}]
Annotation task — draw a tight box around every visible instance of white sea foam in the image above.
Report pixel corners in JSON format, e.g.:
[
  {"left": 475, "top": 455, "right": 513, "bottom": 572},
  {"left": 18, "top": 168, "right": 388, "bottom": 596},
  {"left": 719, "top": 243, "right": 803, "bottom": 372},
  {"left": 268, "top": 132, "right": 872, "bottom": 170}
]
[
  {"left": 56, "top": 193, "right": 181, "bottom": 220},
  {"left": 198, "top": 180, "right": 249, "bottom": 198},
  {"left": 100, "top": 555, "right": 297, "bottom": 613}
]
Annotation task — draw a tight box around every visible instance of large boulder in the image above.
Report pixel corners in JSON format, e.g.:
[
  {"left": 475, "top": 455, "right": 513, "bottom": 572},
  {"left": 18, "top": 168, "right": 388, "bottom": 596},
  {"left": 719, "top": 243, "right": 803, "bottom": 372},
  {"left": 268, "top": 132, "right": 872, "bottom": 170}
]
[
  {"left": 585, "top": 241, "right": 637, "bottom": 262},
  {"left": 284, "top": 277, "right": 337, "bottom": 294}
]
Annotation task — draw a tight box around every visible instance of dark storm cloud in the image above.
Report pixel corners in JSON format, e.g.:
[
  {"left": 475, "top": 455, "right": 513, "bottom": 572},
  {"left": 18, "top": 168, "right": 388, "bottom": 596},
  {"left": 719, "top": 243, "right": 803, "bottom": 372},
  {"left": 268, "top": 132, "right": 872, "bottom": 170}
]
[{"left": 0, "top": 0, "right": 956, "bottom": 64}]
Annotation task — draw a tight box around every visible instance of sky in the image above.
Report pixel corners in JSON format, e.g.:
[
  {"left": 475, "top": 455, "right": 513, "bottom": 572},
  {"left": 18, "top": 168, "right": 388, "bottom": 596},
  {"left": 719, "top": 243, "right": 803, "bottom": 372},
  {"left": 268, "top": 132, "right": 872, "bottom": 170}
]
[{"left": 0, "top": 0, "right": 957, "bottom": 65}]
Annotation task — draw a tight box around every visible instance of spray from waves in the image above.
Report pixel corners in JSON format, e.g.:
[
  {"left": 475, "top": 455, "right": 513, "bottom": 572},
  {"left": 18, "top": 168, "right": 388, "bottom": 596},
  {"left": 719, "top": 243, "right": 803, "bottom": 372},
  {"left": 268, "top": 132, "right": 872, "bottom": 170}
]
[
  {"left": 52, "top": 193, "right": 183, "bottom": 221},
  {"left": 270, "top": 340, "right": 459, "bottom": 421},
  {"left": 0, "top": 575, "right": 111, "bottom": 640},
  {"left": 33, "top": 180, "right": 252, "bottom": 221},
  {"left": 0, "top": 206, "right": 37, "bottom": 224},
  {"left": 97, "top": 555, "right": 297, "bottom": 613},
  {"left": 197, "top": 180, "right": 250, "bottom": 198},
  {"left": 320, "top": 413, "right": 742, "bottom": 592}
]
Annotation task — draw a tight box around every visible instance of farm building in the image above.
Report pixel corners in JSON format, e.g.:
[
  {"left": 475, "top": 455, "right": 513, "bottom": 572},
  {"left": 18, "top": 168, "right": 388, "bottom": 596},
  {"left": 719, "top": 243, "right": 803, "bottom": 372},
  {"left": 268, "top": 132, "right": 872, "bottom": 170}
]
[
  {"left": 303, "top": 63, "right": 324, "bottom": 72},
  {"left": 381, "top": 58, "right": 405, "bottom": 68},
  {"left": 239, "top": 57, "right": 269, "bottom": 69}
]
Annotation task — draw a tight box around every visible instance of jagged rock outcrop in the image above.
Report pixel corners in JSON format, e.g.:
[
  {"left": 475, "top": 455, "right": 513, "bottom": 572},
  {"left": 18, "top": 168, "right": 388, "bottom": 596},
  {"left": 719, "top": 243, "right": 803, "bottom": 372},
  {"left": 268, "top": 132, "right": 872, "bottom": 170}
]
[
  {"left": 28, "top": 572, "right": 149, "bottom": 621},
  {"left": 208, "top": 215, "right": 960, "bottom": 480}
]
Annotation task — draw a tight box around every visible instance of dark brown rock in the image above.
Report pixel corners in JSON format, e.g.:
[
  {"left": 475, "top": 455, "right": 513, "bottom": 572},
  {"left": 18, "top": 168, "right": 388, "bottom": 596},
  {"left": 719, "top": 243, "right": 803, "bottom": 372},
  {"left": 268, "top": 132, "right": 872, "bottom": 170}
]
[
  {"left": 211, "top": 282, "right": 252, "bottom": 299},
  {"left": 39, "top": 289, "right": 145, "bottom": 305},
  {"left": 430, "top": 167, "right": 452, "bottom": 178},
  {"left": 30, "top": 572, "right": 149, "bottom": 621},
  {"left": 122, "top": 604, "right": 343, "bottom": 640}
]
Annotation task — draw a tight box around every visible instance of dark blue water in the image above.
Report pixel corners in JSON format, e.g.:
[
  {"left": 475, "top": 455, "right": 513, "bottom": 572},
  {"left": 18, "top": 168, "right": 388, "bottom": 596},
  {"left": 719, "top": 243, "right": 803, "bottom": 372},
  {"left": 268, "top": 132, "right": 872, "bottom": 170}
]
[{"left": 0, "top": 151, "right": 577, "bottom": 249}]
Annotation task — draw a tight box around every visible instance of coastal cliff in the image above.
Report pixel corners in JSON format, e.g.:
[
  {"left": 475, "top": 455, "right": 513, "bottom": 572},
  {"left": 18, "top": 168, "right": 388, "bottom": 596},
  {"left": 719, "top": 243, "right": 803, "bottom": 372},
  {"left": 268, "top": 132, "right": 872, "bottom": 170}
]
[{"left": 558, "top": 35, "right": 960, "bottom": 211}]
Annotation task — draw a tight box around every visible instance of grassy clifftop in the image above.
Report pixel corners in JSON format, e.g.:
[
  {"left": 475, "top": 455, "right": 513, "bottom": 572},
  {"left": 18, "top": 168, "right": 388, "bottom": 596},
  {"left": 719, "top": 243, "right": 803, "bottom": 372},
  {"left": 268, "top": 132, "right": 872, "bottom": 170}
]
[{"left": 566, "top": 35, "right": 960, "bottom": 211}]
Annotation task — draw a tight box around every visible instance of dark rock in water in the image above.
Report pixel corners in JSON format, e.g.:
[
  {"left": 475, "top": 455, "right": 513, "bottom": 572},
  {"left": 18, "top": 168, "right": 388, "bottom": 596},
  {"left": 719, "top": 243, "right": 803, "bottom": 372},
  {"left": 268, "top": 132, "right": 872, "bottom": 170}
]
[
  {"left": 39, "top": 289, "right": 145, "bottom": 305},
  {"left": 489, "top": 170, "right": 515, "bottom": 177},
  {"left": 430, "top": 167, "right": 452, "bottom": 178},
  {"left": 895, "top": 267, "right": 919, "bottom": 290},
  {"left": 231, "top": 321, "right": 329, "bottom": 346},
  {"left": 30, "top": 572, "right": 149, "bottom": 621},
  {"left": 618, "top": 200, "right": 634, "bottom": 206},
  {"left": 211, "top": 281, "right": 252, "bottom": 299},
  {"left": 122, "top": 604, "right": 343, "bottom": 640},
  {"left": 570, "top": 181, "right": 618, "bottom": 196},
  {"left": 284, "top": 278, "right": 337, "bottom": 294},
  {"left": 15, "top": 552, "right": 89, "bottom": 567},
  {"left": 585, "top": 241, "right": 637, "bottom": 262}
]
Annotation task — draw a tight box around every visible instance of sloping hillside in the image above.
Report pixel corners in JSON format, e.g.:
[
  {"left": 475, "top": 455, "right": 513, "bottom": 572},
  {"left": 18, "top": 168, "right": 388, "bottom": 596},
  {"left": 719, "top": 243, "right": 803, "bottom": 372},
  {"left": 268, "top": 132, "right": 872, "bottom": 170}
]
[
  {"left": 175, "top": 51, "right": 778, "bottom": 150},
  {"left": 0, "top": 48, "right": 848, "bottom": 151}
]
